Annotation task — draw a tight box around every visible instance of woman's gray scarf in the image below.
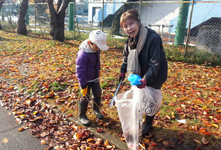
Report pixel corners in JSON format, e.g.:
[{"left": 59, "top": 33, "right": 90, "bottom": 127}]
[{"left": 127, "top": 24, "right": 147, "bottom": 76}]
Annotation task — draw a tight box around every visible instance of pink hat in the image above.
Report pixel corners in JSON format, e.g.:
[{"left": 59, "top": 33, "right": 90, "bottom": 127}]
[{"left": 89, "top": 30, "right": 108, "bottom": 50}]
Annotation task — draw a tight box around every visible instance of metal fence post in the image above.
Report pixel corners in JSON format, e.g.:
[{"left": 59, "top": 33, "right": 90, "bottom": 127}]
[
  {"left": 35, "top": 3, "right": 36, "bottom": 33},
  {"left": 68, "top": 1, "right": 74, "bottom": 31},
  {"left": 184, "top": 0, "right": 194, "bottom": 57},
  {"left": 26, "top": 4, "right": 29, "bottom": 25},
  {"left": 1, "top": 5, "right": 4, "bottom": 21},
  {"left": 138, "top": 0, "right": 141, "bottom": 17},
  {"left": 174, "top": 0, "right": 190, "bottom": 45},
  {"left": 102, "top": 0, "right": 104, "bottom": 31}
]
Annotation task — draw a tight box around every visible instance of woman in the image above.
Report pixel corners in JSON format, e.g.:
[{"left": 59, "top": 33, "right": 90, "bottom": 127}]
[{"left": 119, "top": 9, "right": 168, "bottom": 136}]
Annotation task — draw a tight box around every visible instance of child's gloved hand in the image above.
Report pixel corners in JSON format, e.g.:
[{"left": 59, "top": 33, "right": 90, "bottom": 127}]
[
  {"left": 119, "top": 73, "right": 125, "bottom": 81},
  {"left": 81, "top": 87, "right": 88, "bottom": 96},
  {"left": 137, "top": 78, "right": 147, "bottom": 89}
]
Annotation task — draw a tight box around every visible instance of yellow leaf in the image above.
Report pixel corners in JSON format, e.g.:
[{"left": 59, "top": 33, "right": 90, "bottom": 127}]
[
  {"left": 2, "top": 138, "right": 9, "bottom": 143},
  {"left": 33, "top": 111, "right": 38, "bottom": 115},
  {"left": 143, "top": 138, "right": 150, "bottom": 143},
  {"left": 211, "top": 124, "right": 219, "bottom": 128},
  {"left": 104, "top": 140, "right": 109, "bottom": 146},
  {"left": 87, "top": 138, "right": 94, "bottom": 143},
  {"left": 203, "top": 106, "right": 207, "bottom": 110},
  {"left": 19, "top": 114, "right": 26, "bottom": 119}
]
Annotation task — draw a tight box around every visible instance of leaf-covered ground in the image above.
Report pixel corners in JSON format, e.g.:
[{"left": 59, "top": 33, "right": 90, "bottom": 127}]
[{"left": 0, "top": 30, "right": 221, "bottom": 150}]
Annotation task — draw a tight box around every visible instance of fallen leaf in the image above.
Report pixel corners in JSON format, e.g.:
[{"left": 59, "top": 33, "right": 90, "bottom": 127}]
[
  {"left": 87, "top": 138, "right": 94, "bottom": 143},
  {"left": 156, "top": 139, "right": 163, "bottom": 143},
  {"left": 143, "top": 138, "right": 150, "bottom": 143},
  {"left": 18, "top": 127, "right": 24, "bottom": 132},
  {"left": 2, "top": 138, "right": 9, "bottom": 143},
  {"left": 194, "top": 139, "right": 201, "bottom": 145},
  {"left": 41, "top": 140, "right": 46, "bottom": 145},
  {"left": 211, "top": 124, "right": 219, "bottom": 128},
  {"left": 104, "top": 140, "right": 109, "bottom": 146},
  {"left": 74, "top": 133, "right": 83, "bottom": 139},
  {"left": 67, "top": 113, "right": 73, "bottom": 117},
  {"left": 97, "top": 128, "right": 105, "bottom": 133},
  {"left": 150, "top": 142, "right": 157, "bottom": 146},
  {"left": 201, "top": 137, "right": 209, "bottom": 145},
  {"left": 198, "top": 128, "right": 207, "bottom": 133}
]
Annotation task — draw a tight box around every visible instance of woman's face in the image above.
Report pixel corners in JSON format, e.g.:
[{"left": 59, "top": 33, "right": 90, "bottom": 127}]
[{"left": 122, "top": 19, "right": 140, "bottom": 37}]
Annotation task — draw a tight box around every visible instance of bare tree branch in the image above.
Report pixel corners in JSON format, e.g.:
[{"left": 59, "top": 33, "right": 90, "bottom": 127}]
[
  {"left": 57, "top": 0, "right": 62, "bottom": 12},
  {"left": 58, "top": 0, "right": 70, "bottom": 14},
  {"left": 47, "top": 0, "right": 56, "bottom": 16}
]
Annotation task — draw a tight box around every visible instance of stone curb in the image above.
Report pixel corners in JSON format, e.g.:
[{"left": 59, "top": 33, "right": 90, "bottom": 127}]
[{"left": 52, "top": 108, "right": 128, "bottom": 150}]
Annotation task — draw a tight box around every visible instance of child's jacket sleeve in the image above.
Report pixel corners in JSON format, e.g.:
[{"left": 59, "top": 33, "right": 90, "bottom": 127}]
[{"left": 76, "top": 51, "right": 88, "bottom": 89}]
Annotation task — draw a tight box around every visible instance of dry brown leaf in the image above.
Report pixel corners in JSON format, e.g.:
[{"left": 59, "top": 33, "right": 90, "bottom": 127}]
[
  {"left": 194, "top": 139, "right": 202, "bottom": 145},
  {"left": 201, "top": 137, "right": 209, "bottom": 145}
]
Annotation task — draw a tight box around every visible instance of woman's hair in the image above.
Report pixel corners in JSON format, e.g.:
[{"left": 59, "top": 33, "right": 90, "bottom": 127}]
[{"left": 120, "top": 9, "right": 140, "bottom": 28}]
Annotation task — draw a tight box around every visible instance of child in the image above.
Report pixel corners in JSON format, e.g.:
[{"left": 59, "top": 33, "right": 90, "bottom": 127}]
[{"left": 76, "top": 30, "right": 108, "bottom": 126}]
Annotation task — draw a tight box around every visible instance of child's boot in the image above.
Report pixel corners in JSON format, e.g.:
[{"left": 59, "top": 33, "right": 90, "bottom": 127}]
[
  {"left": 142, "top": 114, "right": 155, "bottom": 136},
  {"left": 79, "top": 103, "right": 91, "bottom": 126},
  {"left": 93, "top": 97, "right": 104, "bottom": 119}
]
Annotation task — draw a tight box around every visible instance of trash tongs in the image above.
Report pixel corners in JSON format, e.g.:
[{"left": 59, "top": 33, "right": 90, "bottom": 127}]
[
  {"left": 84, "top": 94, "right": 105, "bottom": 115},
  {"left": 109, "top": 79, "right": 123, "bottom": 107}
]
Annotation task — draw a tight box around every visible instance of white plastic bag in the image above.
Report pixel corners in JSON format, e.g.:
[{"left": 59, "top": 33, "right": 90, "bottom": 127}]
[
  {"left": 115, "top": 86, "right": 162, "bottom": 149},
  {"left": 139, "top": 86, "right": 162, "bottom": 116},
  {"left": 115, "top": 86, "right": 143, "bottom": 150}
]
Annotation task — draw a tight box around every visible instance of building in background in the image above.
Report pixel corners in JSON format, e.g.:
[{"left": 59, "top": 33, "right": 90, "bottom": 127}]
[{"left": 87, "top": 0, "right": 126, "bottom": 26}]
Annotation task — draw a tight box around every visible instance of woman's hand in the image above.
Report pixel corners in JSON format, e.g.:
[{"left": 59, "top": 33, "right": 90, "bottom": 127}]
[
  {"left": 137, "top": 78, "right": 147, "bottom": 89},
  {"left": 119, "top": 73, "right": 125, "bottom": 81}
]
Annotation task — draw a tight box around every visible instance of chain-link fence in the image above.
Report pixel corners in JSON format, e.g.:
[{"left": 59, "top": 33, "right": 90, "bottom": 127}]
[{"left": 0, "top": 0, "right": 221, "bottom": 55}]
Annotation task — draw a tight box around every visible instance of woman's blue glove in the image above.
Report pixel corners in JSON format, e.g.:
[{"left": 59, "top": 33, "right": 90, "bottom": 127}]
[{"left": 128, "top": 74, "right": 142, "bottom": 85}]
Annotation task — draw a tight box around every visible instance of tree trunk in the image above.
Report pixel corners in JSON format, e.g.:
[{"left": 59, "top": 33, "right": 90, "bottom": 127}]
[
  {"left": 47, "top": 0, "right": 70, "bottom": 42},
  {"left": 49, "top": 12, "right": 65, "bottom": 42},
  {"left": 109, "top": 3, "right": 134, "bottom": 35},
  {"left": 0, "top": 0, "right": 4, "bottom": 30},
  {"left": 17, "top": 0, "right": 28, "bottom": 35}
]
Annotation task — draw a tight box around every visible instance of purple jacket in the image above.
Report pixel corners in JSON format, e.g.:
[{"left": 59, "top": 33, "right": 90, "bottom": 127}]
[{"left": 76, "top": 40, "right": 100, "bottom": 88}]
